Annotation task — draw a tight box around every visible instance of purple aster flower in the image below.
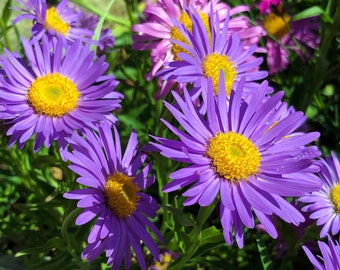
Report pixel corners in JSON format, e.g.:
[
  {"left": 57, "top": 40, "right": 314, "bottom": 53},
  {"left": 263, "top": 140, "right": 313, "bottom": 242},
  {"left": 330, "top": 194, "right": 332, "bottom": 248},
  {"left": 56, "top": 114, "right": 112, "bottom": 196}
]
[
  {"left": 150, "top": 76, "right": 321, "bottom": 248},
  {"left": 63, "top": 121, "right": 162, "bottom": 270},
  {"left": 156, "top": 7, "right": 268, "bottom": 105},
  {"left": 259, "top": 0, "right": 281, "bottom": 14},
  {"left": 13, "top": 0, "right": 94, "bottom": 43},
  {"left": 132, "top": 0, "right": 265, "bottom": 99},
  {"left": 260, "top": 4, "right": 319, "bottom": 74},
  {"left": 0, "top": 36, "right": 122, "bottom": 152},
  {"left": 300, "top": 152, "right": 340, "bottom": 237},
  {"left": 256, "top": 199, "right": 317, "bottom": 258},
  {"left": 67, "top": 2, "right": 115, "bottom": 51},
  {"left": 149, "top": 250, "right": 179, "bottom": 270},
  {"left": 303, "top": 236, "right": 340, "bottom": 270}
]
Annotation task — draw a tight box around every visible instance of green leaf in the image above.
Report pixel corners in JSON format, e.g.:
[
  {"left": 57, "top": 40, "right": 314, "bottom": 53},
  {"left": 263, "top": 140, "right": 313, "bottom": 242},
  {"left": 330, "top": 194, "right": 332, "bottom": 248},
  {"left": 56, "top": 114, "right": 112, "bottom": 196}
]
[
  {"left": 292, "top": 6, "right": 324, "bottom": 21},
  {"left": 199, "top": 226, "right": 224, "bottom": 246},
  {"left": 15, "top": 237, "right": 65, "bottom": 257},
  {"left": 0, "top": 25, "right": 13, "bottom": 38},
  {"left": 61, "top": 207, "right": 82, "bottom": 248},
  {"left": 90, "top": 0, "right": 116, "bottom": 51},
  {"left": 178, "top": 231, "right": 191, "bottom": 253},
  {"left": 2, "top": 0, "right": 12, "bottom": 26},
  {"left": 256, "top": 238, "right": 273, "bottom": 270},
  {"left": 162, "top": 205, "right": 195, "bottom": 227}
]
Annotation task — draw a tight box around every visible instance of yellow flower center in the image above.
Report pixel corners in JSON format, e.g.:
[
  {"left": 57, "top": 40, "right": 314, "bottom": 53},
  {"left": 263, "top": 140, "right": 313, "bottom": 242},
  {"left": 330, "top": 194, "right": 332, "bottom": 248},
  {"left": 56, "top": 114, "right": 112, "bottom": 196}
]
[
  {"left": 104, "top": 172, "right": 140, "bottom": 218},
  {"left": 45, "top": 7, "right": 70, "bottom": 36},
  {"left": 206, "top": 132, "right": 261, "bottom": 182},
  {"left": 170, "top": 11, "right": 210, "bottom": 60},
  {"left": 330, "top": 185, "right": 340, "bottom": 214},
  {"left": 152, "top": 253, "right": 173, "bottom": 270},
  {"left": 27, "top": 73, "right": 80, "bottom": 117},
  {"left": 263, "top": 12, "right": 291, "bottom": 40},
  {"left": 202, "top": 53, "right": 237, "bottom": 96}
]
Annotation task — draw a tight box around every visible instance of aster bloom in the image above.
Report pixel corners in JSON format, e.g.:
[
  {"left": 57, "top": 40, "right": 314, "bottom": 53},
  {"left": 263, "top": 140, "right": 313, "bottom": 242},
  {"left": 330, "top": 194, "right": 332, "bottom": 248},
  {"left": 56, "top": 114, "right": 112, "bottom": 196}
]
[
  {"left": 63, "top": 122, "right": 162, "bottom": 270},
  {"left": 132, "top": 0, "right": 265, "bottom": 99},
  {"left": 260, "top": 4, "right": 319, "bottom": 74},
  {"left": 68, "top": 3, "right": 115, "bottom": 51},
  {"left": 0, "top": 36, "right": 122, "bottom": 152},
  {"left": 14, "top": 0, "right": 94, "bottom": 43},
  {"left": 256, "top": 199, "right": 317, "bottom": 258},
  {"left": 259, "top": 0, "right": 281, "bottom": 14},
  {"left": 151, "top": 76, "right": 321, "bottom": 248},
  {"left": 303, "top": 236, "right": 340, "bottom": 270},
  {"left": 299, "top": 152, "right": 340, "bottom": 237},
  {"left": 157, "top": 7, "right": 268, "bottom": 104},
  {"left": 150, "top": 250, "right": 178, "bottom": 270}
]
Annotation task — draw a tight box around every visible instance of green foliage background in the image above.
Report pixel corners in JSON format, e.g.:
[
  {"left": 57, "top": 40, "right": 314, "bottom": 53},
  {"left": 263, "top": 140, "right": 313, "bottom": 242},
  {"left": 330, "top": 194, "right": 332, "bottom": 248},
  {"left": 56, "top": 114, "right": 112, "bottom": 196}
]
[{"left": 0, "top": 0, "right": 339, "bottom": 269}]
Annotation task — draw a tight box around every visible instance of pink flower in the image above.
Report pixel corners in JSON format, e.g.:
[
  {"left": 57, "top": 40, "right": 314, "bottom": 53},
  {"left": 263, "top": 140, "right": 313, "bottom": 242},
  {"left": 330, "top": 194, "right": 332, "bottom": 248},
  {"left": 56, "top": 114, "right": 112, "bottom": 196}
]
[
  {"left": 260, "top": 5, "right": 319, "bottom": 74},
  {"left": 259, "top": 0, "right": 281, "bottom": 14},
  {"left": 132, "top": 0, "right": 265, "bottom": 99}
]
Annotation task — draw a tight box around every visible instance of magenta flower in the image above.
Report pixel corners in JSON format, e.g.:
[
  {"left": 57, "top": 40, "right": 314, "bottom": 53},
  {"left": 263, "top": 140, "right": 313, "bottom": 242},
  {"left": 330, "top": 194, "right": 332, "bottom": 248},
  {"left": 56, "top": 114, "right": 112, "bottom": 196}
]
[
  {"left": 259, "top": 0, "right": 281, "bottom": 14},
  {"left": 157, "top": 7, "right": 268, "bottom": 105},
  {"left": 132, "top": 0, "right": 265, "bottom": 99},
  {"left": 300, "top": 152, "right": 340, "bottom": 237},
  {"left": 303, "top": 236, "right": 340, "bottom": 270},
  {"left": 260, "top": 4, "right": 319, "bottom": 74},
  {"left": 64, "top": 122, "right": 162, "bottom": 270},
  {"left": 0, "top": 36, "right": 122, "bottom": 152},
  {"left": 151, "top": 75, "right": 321, "bottom": 248}
]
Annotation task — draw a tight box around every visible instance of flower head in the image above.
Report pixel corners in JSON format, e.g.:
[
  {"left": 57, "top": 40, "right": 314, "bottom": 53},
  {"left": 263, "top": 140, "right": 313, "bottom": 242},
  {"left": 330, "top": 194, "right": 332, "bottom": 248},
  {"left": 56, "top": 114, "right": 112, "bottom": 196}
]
[
  {"left": 63, "top": 122, "right": 162, "bottom": 270},
  {"left": 303, "top": 236, "right": 340, "bottom": 270},
  {"left": 14, "top": 0, "right": 95, "bottom": 43},
  {"left": 260, "top": 4, "right": 319, "bottom": 74},
  {"left": 151, "top": 76, "right": 321, "bottom": 247},
  {"left": 0, "top": 36, "right": 122, "bottom": 152},
  {"left": 259, "top": 0, "right": 281, "bottom": 14},
  {"left": 132, "top": 0, "right": 265, "bottom": 99},
  {"left": 300, "top": 152, "right": 340, "bottom": 237},
  {"left": 68, "top": 2, "right": 115, "bottom": 51},
  {"left": 156, "top": 7, "right": 268, "bottom": 103}
]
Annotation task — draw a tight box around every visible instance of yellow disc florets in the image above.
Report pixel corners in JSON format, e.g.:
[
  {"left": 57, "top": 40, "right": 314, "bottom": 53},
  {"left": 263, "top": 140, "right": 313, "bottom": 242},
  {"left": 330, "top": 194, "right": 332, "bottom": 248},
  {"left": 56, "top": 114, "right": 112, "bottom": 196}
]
[
  {"left": 202, "top": 53, "right": 237, "bottom": 96},
  {"left": 330, "top": 184, "right": 340, "bottom": 214},
  {"left": 170, "top": 11, "right": 210, "bottom": 60},
  {"left": 104, "top": 172, "right": 140, "bottom": 218},
  {"left": 206, "top": 132, "right": 261, "bottom": 182},
  {"left": 263, "top": 12, "right": 291, "bottom": 40},
  {"left": 27, "top": 73, "right": 80, "bottom": 117},
  {"left": 45, "top": 7, "right": 70, "bottom": 36}
]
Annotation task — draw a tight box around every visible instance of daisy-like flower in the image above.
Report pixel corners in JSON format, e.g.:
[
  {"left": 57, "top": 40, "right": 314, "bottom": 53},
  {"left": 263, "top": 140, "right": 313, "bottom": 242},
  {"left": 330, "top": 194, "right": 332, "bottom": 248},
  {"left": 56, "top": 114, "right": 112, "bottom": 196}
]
[
  {"left": 303, "top": 236, "right": 340, "bottom": 270},
  {"left": 14, "top": 0, "right": 94, "bottom": 43},
  {"left": 63, "top": 122, "right": 162, "bottom": 270},
  {"left": 150, "top": 76, "right": 321, "bottom": 248},
  {"left": 0, "top": 36, "right": 122, "bottom": 152},
  {"left": 156, "top": 7, "right": 268, "bottom": 104},
  {"left": 256, "top": 199, "right": 317, "bottom": 258},
  {"left": 132, "top": 0, "right": 265, "bottom": 99},
  {"left": 299, "top": 152, "right": 340, "bottom": 237},
  {"left": 260, "top": 3, "right": 319, "bottom": 74},
  {"left": 68, "top": 2, "right": 115, "bottom": 52},
  {"left": 259, "top": 0, "right": 280, "bottom": 14}
]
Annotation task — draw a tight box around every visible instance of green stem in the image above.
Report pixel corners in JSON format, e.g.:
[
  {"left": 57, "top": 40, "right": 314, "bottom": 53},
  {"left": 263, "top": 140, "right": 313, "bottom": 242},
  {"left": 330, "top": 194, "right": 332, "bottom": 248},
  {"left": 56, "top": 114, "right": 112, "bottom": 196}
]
[
  {"left": 291, "top": 1, "right": 340, "bottom": 111},
  {"left": 89, "top": 0, "right": 116, "bottom": 51},
  {"left": 155, "top": 153, "right": 170, "bottom": 235},
  {"left": 169, "top": 200, "right": 217, "bottom": 269},
  {"left": 70, "top": 0, "right": 130, "bottom": 27},
  {"left": 9, "top": 147, "right": 33, "bottom": 190}
]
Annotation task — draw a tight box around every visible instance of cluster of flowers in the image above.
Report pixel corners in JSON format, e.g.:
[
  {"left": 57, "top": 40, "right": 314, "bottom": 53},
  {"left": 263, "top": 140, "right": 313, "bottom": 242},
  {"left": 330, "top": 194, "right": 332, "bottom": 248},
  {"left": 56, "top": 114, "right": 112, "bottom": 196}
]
[
  {"left": 0, "top": 0, "right": 339, "bottom": 269},
  {"left": 0, "top": 0, "right": 161, "bottom": 269}
]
